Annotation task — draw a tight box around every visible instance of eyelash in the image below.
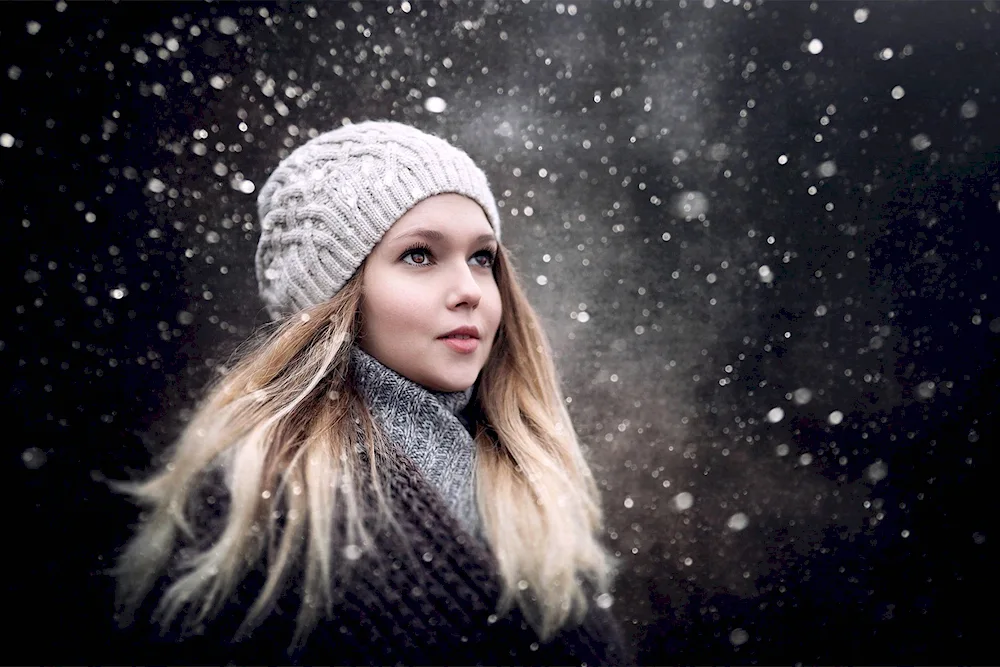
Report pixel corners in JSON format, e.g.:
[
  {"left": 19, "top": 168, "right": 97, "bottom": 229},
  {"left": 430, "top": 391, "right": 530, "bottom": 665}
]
[{"left": 399, "top": 243, "right": 497, "bottom": 268}]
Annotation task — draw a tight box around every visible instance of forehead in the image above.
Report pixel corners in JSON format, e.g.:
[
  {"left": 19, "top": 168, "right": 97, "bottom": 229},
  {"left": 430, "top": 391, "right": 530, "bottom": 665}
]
[{"left": 385, "top": 193, "right": 495, "bottom": 241}]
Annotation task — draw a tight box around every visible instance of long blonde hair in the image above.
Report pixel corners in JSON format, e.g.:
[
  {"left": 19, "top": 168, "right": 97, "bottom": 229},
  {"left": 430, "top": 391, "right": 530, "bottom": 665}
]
[{"left": 108, "top": 243, "right": 618, "bottom": 651}]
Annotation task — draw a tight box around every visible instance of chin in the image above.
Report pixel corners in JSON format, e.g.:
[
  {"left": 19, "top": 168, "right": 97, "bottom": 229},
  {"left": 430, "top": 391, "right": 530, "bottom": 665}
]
[{"left": 425, "top": 373, "right": 477, "bottom": 393}]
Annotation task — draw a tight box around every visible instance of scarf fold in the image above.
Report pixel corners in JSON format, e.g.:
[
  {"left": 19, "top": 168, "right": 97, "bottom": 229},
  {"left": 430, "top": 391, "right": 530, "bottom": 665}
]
[{"left": 347, "top": 344, "right": 483, "bottom": 541}]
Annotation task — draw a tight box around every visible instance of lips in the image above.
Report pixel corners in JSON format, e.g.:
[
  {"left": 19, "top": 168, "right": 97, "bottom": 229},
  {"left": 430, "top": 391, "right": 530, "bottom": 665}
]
[
  {"left": 440, "top": 336, "right": 479, "bottom": 354},
  {"left": 439, "top": 325, "right": 480, "bottom": 339}
]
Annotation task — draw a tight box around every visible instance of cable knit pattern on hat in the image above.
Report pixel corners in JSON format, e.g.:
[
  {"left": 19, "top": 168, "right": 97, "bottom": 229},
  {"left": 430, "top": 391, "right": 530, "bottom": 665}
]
[
  {"left": 255, "top": 121, "right": 503, "bottom": 320},
  {"left": 347, "top": 344, "right": 483, "bottom": 542}
]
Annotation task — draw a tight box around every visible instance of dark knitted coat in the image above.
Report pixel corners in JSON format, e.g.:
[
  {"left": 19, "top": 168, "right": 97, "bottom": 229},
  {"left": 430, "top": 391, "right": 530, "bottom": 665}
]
[{"left": 114, "top": 426, "right": 632, "bottom": 666}]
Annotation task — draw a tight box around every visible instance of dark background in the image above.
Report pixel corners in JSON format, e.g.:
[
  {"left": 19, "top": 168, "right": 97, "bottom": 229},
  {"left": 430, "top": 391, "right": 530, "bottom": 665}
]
[{"left": 5, "top": 0, "right": 997, "bottom": 663}]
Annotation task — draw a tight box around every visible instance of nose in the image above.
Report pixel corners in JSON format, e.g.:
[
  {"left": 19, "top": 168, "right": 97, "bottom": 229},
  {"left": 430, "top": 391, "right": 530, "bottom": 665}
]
[{"left": 446, "top": 261, "right": 484, "bottom": 310}]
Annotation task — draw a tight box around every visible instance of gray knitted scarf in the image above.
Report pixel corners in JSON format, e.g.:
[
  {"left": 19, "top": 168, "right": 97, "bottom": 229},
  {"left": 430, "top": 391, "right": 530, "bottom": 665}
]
[{"left": 347, "top": 344, "right": 483, "bottom": 541}]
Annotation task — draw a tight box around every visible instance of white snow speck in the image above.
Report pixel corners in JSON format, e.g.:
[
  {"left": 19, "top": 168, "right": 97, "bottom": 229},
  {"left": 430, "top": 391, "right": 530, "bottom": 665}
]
[
  {"left": 216, "top": 17, "right": 239, "bottom": 35},
  {"left": 672, "top": 491, "right": 694, "bottom": 511},
  {"left": 766, "top": 407, "right": 785, "bottom": 423},
  {"left": 910, "top": 133, "right": 932, "bottom": 151},
  {"left": 424, "top": 96, "right": 447, "bottom": 113},
  {"left": 960, "top": 100, "right": 979, "bottom": 119},
  {"left": 807, "top": 38, "right": 823, "bottom": 54},
  {"left": 793, "top": 387, "right": 813, "bottom": 405},
  {"left": 817, "top": 160, "right": 837, "bottom": 177},
  {"left": 727, "top": 512, "right": 749, "bottom": 532},
  {"left": 22, "top": 447, "right": 47, "bottom": 469},
  {"left": 866, "top": 459, "right": 888, "bottom": 483}
]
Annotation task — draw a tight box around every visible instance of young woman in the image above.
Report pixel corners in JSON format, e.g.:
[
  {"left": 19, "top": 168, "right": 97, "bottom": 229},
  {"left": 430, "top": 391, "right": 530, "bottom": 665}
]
[{"left": 107, "top": 120, "right": 632, "bottom": 665}]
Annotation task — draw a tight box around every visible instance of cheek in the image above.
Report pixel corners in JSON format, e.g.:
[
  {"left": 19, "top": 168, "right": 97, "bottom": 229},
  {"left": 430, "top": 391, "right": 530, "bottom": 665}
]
[
  {"left": 365, "top": 280, "right": 425, "bottom": 330},
  {"left": 486, "top": 285, "right": 503, "bottom": 336}
]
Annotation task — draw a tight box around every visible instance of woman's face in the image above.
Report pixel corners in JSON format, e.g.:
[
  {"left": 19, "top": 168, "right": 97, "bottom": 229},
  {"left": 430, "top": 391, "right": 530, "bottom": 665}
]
[{"left": 358, "top": 193, "right": 502, "bottom": 393}]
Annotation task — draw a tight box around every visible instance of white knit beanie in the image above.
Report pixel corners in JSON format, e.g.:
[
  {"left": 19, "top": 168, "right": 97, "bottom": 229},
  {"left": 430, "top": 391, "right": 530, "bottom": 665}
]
[{"left": 255, "top": 120, "right": 503, "bottom": 320}]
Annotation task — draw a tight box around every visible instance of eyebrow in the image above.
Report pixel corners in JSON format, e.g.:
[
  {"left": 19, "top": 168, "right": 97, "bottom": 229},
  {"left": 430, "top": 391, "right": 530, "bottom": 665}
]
[{"left": 390, "top": 228, "right": 498, "bottom": 246}]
